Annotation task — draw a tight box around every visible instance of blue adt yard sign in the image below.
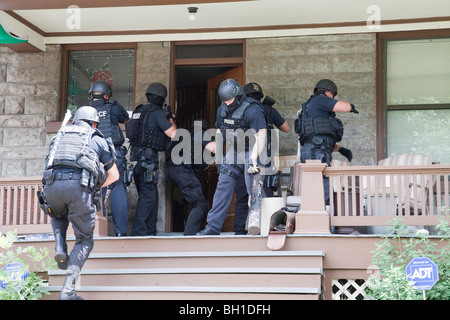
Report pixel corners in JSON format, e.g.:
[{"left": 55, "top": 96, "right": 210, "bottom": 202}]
[
  {"left": 0, "top": 262, "right": 29, "bottom": 289},
  {"left": 405, "top": 257, "right": 439, "bottom": 290}
]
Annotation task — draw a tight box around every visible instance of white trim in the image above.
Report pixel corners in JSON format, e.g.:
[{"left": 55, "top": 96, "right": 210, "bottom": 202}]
[{"left": 43, "top": 21, "right": 450, "bottom": 45}]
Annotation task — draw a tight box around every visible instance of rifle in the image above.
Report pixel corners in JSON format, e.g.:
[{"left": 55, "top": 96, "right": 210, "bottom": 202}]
[{"left": 46, "top": 109, "right": 72, "bottom": 167}]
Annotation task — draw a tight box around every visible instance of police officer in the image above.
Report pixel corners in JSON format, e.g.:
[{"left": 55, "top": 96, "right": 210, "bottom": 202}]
[
  {"left": 197, "top": 79, "right": 267, "bottom": 235},
  {"left": 166, "top": 119, "right": 214, "bottom": 235},
  {"left": 88, "top": 80, "right": 130, "bottom": 236},
  {"left": 244, "top": 82, "right": 290, "bottom": 197},
  {"left": 42, "top": 106, "right": 119, "bottom": 300},
  {"left": 126, "top": 82, "right": 176, "bottom": 236},
  {"left": 296, "top": 79, "right": 358, "bottom": 205}
]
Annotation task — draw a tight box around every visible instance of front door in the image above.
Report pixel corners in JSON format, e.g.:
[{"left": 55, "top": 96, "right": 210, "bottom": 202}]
[{"left": 168, "top": 63, "right": 244, "bottom": 233}]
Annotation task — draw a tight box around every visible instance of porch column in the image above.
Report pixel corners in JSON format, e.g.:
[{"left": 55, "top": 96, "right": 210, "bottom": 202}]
[{"left": 294, "top": 160, "right": 331, "bottom": 234}]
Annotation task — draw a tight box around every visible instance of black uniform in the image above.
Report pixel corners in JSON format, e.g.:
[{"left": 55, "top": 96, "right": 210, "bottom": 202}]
[
  {"left": 42, "top": 115, "right": 115, "bottom": 299},
  {"left": 127, "top": 102, "right": 172, "bottom": 236},
  {"left": 297, "top": 94, "right": 343, "bottom": 204},
  {"left": 166, "top": 122, "right": 209, "bottom": 235},
  {"left": 89, "top": 98, "right": 130, "bottom": 235}
]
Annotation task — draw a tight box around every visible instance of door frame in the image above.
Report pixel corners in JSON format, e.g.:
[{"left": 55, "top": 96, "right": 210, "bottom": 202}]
[
  {"left": 165, "top": 39, "right": 246, "bottom": 232},
  {"left": 169, "top": 39, "right": 246, "bottom": 112}
]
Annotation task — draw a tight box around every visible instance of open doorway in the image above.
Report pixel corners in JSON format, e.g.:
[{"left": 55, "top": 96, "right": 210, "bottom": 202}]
[{"left": 166, "top": 40, "right": 245, "bottom": 233}]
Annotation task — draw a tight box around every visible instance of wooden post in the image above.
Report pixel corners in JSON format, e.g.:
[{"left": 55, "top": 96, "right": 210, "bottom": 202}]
[{"left": 294, "top": 160, "right": 331, "bottom": 234}]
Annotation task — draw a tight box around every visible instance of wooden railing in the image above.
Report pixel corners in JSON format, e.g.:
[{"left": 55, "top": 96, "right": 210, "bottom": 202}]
[
  {"left": 327, "top": 164, "right": 450, "bottom": 227},
  {"left": 0, "top": 176, "right": 108, "bottom": 236},
  {"left": 0, "top": 177, "right": 51, "bottom": 235},
  {"left": 295, "top": 160, "right": 450, "bottom": 233}
]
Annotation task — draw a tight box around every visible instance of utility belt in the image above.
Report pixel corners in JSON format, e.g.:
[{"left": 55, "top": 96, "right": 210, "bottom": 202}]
[
  {"left": 43, "top": 169, "right": 97, "bottom": 190},
  {"left": 39, "top": 168, "right": 102, "bottom": 218},
  {"left": 218, "top": 163, "right": 244, "bottom": 181},
  {"left": 130, "top": 146, "right": 156, "bottom": 162}
]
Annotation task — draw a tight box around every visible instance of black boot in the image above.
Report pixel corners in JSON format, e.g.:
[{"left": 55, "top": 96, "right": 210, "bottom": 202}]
[
  {"left": 59, "top": 266, "right": 84, "bottom": 300},
  {"left": 54, "top": 231, "right": 68, "bottom": 270}
]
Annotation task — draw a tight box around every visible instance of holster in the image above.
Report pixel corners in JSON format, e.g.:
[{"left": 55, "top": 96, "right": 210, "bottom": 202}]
[
  {"left": 37, "top": 190, "right": 63, "bottom": 219},
  {"left": 141, "top": 161, "right": 156, "bottom": 183}
]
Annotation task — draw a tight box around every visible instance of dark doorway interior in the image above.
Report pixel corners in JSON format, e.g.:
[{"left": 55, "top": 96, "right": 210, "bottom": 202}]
[
  {"left": 170, "top": 65, "right": 238, "bottom": 232},
  {"left": 175, "top": 65, "right": 235, "bottom": 129}
]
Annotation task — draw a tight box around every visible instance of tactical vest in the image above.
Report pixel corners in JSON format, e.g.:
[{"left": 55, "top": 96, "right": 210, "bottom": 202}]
[
  {"left": 94, "top": 100, "right": 125, "bottom": 146},
  {"left": 219, "top": 98, "right": 257, "bottom": 152},
  {"left": 126, "top": 103, "right": 167, "bottom": 153},
  {"left": 295, "top": 96, "right": 344, "bottom": 146},
  {"left": 45, "top": 124, "right": 106, "bottom": 187}
]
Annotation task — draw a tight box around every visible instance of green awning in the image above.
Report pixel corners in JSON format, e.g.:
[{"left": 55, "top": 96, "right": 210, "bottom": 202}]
[{"left": 0, "top": 23, "right": 27, "bottom": 44}]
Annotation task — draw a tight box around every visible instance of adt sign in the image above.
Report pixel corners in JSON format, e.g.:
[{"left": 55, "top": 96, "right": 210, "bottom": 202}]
[
  {"left": 0, "top": 262, "right": 29, "bottom": 289},
  {"left": 405, "top": 257, "right": 439, "bottom": 290}
]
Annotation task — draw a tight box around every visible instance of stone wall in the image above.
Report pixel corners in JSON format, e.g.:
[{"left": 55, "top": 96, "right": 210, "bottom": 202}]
[
  {"left": 246, "top": 33, "right": 377, "bottom": 165},
  {"left": 0, "top": 45, "right": 61, "bottom": 177}
]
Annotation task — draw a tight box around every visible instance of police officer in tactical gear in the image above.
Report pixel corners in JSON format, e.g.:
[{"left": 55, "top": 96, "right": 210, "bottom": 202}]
[
  {"left": 42, "top": 106, "right": 119, "bottom": 300},
  {"left": 295, "top": 79, "right": 358, "bottom": 205},
  {"left": 88, "top": 80, "right": 130, "bottom": 236},
  {"left": 244, "top": 82, "right": 290, "bottom": 197},
  {"left": 197, "top": 79, "right": 267, "bottom": 236},
  {"left": 126, "top": 82, "right": 176, "bottom": 236},
  {"left": 166, "top": 119, "right": 214, "bottom": 235}
]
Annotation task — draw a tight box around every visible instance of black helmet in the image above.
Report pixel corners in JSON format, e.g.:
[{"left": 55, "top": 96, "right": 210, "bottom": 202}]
[
  {"left": 314, "top": 79, "right": 338, "bottom": 97},
  {"left": 145, "top": 82, "right": 167, "bottom": 99},
  {"left": 243, "top": 82, "right": 264, "bottom": 99},
  {"left": 73, "top": 106, "right": 100, "bottom": 124},
  {"left": 218, "top": 78, "right": 243, "bottom": 101},
  {"left": 89, "top": 80, "right": 112, "bottom": 97}
]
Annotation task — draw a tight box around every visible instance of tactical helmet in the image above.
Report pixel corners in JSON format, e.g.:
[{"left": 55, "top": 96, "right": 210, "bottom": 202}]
[
  {"left": 145, "top": 82, "right": 167, "bottom": 99},
  {"left": 314, "top": 79, "right": 338, "bottom": 96},
  {"left": 73, "top": 106, "right": 100, "bottom": 124},
  {"left": 218, "top": 78, "right": 243, "bottom": 101},
  {"left": 243, "top": 82, "right": 264, "bottom": 99},
  {"left": 89, "top": 80, "right": 112, "bottom": 97}
]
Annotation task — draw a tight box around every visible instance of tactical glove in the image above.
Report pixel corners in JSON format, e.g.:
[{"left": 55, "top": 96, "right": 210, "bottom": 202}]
[
  {"left": 350, "top": 104, "right": 359, "bottom": 114},
  {"left": 247, "top": 160, "right": 260, "bottom": 175},
  {"left": 338, "top": 147, "right": 353, "bottom": 162}
]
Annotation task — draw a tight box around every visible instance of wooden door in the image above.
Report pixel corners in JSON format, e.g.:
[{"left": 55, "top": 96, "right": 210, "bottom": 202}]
[{"left": 205, "top": 66, "right": 243, "bottom": 127}]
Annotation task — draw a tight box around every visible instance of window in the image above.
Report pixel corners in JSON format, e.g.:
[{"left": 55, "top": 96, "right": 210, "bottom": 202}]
[
  {"left": 385, "top": 37, "right": 450, "bottom": 164},
  {"left": 65, "top": 48, "right": 135, "bottom": 113}
]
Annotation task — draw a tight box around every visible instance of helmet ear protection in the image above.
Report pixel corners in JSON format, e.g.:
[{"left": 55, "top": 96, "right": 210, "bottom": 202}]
[
  {"left": 89, "top": 81, "right": 112, "bottom": 100},
  {"left": 218, "top": 78, "right": 243, "bottom": 102},
  {"left": 314, "top": 79, "right": 338, "bottom": 97},
  {"left": 73, "top": 106, "right": 100, "bottom": 125}
]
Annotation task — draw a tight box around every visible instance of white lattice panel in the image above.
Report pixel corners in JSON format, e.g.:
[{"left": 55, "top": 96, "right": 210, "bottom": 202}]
[{"left": 332, "top": 279, "right": 367, "bottom": 300}]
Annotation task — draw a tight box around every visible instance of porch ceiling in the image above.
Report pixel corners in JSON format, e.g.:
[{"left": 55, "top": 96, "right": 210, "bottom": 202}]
[{"left": 1, "top": 0, "right": 450, "bottom": 51}]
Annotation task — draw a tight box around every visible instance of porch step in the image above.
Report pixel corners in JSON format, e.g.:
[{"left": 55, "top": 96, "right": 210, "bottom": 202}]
[{"left": 45, "top": 250, "right": 325, "bottom": 300}]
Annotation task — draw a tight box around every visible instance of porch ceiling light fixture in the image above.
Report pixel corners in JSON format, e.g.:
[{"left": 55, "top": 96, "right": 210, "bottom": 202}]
[
  {"left": 188, "top": 7, "right": 198, "bottom": 21},
  {"left": 0, "top": 23, "right": 28, "bottom": 44}
]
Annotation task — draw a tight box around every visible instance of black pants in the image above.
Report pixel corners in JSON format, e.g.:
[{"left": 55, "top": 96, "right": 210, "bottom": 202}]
[
  {"left": 131, "top": 162, "right": 159, "bottom": 236},
  {"left": 45, "top": 179, "right": 95, "bottom": 271},
  {"left": 166, "top": 164, "right": 208, "bottom": 235}
]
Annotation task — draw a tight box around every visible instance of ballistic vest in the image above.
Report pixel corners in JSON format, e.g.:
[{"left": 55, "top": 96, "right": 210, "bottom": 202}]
[
  {"left": 45, "top": 124, "right": 106, "bottom": 186},
  {"left": 126, "top": 103, "right": 167, "bottom": 152},
  {"left": 94, "top": 100, "right": 125, "bottom": 146},
  {"left": 218, "top": 97, "right": 261, "bottom": 151},
  {"left": 295, "top": 95, "right": 344, "bottom": 146}
]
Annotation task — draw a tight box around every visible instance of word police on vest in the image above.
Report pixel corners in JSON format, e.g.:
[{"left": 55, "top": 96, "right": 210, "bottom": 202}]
[{"left": 97, "top": 110, "right": 108, "bottom": 118}]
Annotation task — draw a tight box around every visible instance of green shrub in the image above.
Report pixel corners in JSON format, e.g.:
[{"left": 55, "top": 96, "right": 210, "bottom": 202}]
[
  {"left": 366, "top": 217, "right": 449, "bottom": 300},
  {"left": 0, "top": 229, "right": 57, "bottom": 300}
]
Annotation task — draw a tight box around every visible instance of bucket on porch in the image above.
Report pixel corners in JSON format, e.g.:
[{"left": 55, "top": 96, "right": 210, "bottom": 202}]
[{"left": 260, "top": 197, "right": 286, "bottom": 236}]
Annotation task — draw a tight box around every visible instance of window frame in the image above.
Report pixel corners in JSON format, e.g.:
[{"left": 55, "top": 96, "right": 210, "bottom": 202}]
[
  {"left": 376, "top": 29, "right": 450, "bottom": 161},
  {"left": 58, "top": 42, "right": 138, "bottom": 121}
]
